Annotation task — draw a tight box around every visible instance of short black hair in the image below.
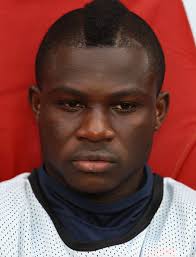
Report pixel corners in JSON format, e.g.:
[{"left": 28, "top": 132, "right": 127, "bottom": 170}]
[{"left": 35, "top": 0, "right": 165, "bottom": 93}]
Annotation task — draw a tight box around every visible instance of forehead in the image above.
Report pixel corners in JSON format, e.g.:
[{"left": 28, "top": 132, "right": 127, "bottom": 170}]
[{"left": 41, "top": 46, "right": 154, "bottom": 94}]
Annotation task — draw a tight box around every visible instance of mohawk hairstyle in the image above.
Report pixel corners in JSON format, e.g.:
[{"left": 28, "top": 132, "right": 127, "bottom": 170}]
[
  {"left": 36, "top": 0, "right": 165, "bottom": 92},
  {"left": 84, "top": 0, "right": 128, "bottom": 46}
]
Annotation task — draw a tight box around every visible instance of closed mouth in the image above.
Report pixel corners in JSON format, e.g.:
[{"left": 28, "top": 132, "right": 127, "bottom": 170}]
[
  {"left": 72, "top": 160, "right": 115, "bottom": 173},
  {"left": 71, "top": 152, "right": 117, "bottom": 163},
  {"left": 71, "top": 151, "right": 117, "bottom": 173}
]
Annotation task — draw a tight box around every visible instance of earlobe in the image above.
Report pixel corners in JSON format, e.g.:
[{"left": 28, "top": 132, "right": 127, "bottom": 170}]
[
  {"left": 29, "top": 85, "right": 41, "bottom": 120},
  {"left": 155, "top": 92, "right": 170, "bottom": 131}
]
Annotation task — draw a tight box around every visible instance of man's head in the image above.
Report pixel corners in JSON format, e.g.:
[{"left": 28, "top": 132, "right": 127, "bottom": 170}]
[
  {"left": 30, "top": 0, "right": 169, "bottom": 201},
  {"left": 35, "top": 0, "right": 165, "bottom": 92}
]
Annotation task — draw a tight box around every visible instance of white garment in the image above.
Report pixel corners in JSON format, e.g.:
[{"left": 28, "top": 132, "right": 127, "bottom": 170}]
[{"left": 0, "top": 173, "right": 195, "bottom": 257}]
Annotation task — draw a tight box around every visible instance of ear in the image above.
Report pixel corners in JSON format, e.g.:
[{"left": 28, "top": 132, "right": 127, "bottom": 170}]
[
  {"left": 29, "top": 85, "right": 41, "bottom": 121},
  {"left": 155, "top": 92, "right": 170, "bottom": 131}
]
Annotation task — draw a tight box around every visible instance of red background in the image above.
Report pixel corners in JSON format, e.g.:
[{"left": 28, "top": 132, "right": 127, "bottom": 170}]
[{"left": 0, "top": 0, "right": 195, "bottom": 189}]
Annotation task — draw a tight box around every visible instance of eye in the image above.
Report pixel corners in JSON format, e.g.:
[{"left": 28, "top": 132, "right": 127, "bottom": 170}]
[
  {"left": 57, "top": 100, "right": 85, "bottom": 112},
  {"left": 111, "top": 102, "right": 139, "bottom": 113}
]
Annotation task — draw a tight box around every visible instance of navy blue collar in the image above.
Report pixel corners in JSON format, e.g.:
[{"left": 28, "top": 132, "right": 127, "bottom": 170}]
[{"left": 29, "top": 166, "right": 163, "bottom": 250}]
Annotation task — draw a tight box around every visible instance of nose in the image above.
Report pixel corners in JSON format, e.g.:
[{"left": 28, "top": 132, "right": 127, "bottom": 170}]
[{"left": 76, "top": 107, "right": 115, "bottom": 142}]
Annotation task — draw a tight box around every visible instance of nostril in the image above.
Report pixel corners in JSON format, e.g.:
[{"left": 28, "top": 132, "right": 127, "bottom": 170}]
[{"left": 76, "top": 128, "right": 114, "bottom": 142}]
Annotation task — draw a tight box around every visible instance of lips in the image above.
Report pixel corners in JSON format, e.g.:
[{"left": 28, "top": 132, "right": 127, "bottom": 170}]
[
  {"left": 72, "top": 160, "right": 115, "bottom": 173},
  {"left": 71, "top": 152, "right": 117, "bottom": 173}
]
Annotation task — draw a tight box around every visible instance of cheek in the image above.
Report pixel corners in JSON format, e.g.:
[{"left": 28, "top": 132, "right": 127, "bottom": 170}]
[
  {"left": 38, "top": 107, "right": 80, "bottom": 149},
  {"left": 116, "top": 108, "right": 156, "bottom": 136},
  {"left": 113, "top": 111, "right": 156, "bottom": 158}
]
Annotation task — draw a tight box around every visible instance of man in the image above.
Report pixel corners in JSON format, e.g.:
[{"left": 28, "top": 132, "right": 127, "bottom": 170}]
[{"left": 0, "top": 0, "right": 195, "bottom": 256}]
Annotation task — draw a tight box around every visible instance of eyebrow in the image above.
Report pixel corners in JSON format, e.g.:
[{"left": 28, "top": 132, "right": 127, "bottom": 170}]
[
  {"left": 109, "top": 89, "right": 149, "bottom": 98},
  {"left": 47, "top": 85, "right": 149, "bottom": 98},
  {"left": 47, "top": 86, "right": 86, "bottom": 98}
]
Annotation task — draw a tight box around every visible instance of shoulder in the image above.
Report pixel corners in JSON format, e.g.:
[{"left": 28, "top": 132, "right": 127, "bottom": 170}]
[
  {"left": 154, "top": 177, "right": 195, "bottom": 234},
  {"left": 0, "top": 173, "right": 38, "bottom": 255},
  {"left": 150, "top": 176, "right": 195, "bottom": 235},
  {"left": 0, "top": 173, "right": 31, "bottom": 216},
  {"left": 160, "top": 177, "right": 196, "bottom": 223},
  {"left": 142, "top": 177, "right": 196, "bottom": 255},
  {"left": 163, "top": 177, "right": 196, "bottom": 208}
]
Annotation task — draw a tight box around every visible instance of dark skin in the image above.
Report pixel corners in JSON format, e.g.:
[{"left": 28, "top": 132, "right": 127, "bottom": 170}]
[{"left": 30, "top": 46, "right": 169, "bottom": 203}]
